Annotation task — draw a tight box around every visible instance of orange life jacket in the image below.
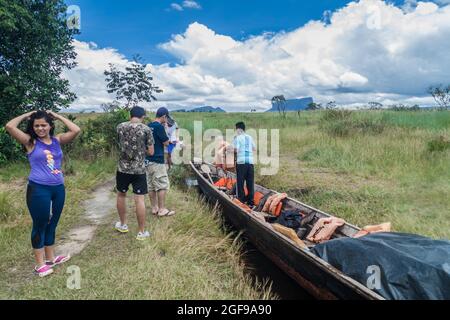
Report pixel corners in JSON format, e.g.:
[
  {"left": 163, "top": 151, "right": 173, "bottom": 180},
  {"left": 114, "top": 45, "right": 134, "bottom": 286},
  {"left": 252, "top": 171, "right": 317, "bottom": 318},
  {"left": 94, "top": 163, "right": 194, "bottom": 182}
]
[
  {"left": 253, "top": 191, "right": 265, "bottom": 207},
  {"left": 261, "top": 193, "right": 286, "bottom": 217},
  {"left": 269, "top": 193, "right": 287, "bottom": 217},
  {"left": 262, "top": 194, "right": 277, "bottom": 213},
  {"left": 306, "top": 217, "right": 345, "bottom": 243},
  {"left": 214, "top": 178, "right": 249, "bottom": 196},
  {"left": 214, "top": 177, "right": 236, "bottom": 190},
  {"left": 353, "top": 222, "right": 391, "bottom": 238},
  {"left": 232, "top": 198, "right": 252, "bottom": 213}
]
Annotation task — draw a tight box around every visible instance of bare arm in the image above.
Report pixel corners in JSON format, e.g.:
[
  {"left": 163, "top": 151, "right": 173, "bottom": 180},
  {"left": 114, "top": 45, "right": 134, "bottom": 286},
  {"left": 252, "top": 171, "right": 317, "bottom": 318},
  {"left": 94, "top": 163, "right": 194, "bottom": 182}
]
[
  {"left": 48, "top": 111, "right": 81, "bottom": 145},
  {"left": 147, "top": 145, "right": 154, "bottom": 156},
  {"left": 5, "top": 111, "right": 35, "bottom": 147}
]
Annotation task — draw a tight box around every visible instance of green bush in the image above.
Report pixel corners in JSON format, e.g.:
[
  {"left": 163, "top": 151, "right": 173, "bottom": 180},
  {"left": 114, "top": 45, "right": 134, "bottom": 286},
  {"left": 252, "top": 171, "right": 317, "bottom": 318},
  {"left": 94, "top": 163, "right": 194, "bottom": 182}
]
[
  {"left": 70, "top": 109, "right": 130, "bottom": 158},
  {"left": 427, "top": 135, "right": 450, "bottom": 153},
  {"left": 321, "top": 109, "right": 353, "bottom": 122},
  {"left": 320, "top": 110, "right": 386, "bottom": 137},
  {"left": 169, "top": 164, "right": 192, "bottom": 189},
  {"left": 0, "top": 127, "right": 26, "bottom": 166}
]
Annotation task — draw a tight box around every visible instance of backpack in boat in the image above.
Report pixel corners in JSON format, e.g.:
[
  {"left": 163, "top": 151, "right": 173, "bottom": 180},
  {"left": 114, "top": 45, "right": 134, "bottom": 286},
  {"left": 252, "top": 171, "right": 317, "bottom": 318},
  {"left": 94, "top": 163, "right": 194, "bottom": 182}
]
[{"left": 275, "top": 210, "right": 303, "bottom": 230}]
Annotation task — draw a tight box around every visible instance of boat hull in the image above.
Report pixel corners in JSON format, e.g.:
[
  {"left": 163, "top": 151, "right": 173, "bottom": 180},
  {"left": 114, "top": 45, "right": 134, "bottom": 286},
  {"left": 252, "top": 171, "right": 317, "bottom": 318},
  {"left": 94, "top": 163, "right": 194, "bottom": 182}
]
[{"left": 191, "top": 162, "right": 383, "bottom": 300}]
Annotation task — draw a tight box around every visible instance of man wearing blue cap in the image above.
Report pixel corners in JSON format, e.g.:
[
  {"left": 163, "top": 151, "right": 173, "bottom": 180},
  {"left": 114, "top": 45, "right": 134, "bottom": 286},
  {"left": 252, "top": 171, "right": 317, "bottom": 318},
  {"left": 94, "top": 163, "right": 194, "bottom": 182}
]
[
  {"left": 146, "top": 107, "right": 176, "bottom": 217},
  {"left": 115, "top": 106, "right": 154, "bottom": 240}
]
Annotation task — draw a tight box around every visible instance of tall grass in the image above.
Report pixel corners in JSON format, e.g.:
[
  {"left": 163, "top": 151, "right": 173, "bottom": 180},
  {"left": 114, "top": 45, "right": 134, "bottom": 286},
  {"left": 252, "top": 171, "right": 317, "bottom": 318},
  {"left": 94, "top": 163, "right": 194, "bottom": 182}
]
[
  {"left": 173, "top": 110, "right": 450, "bottom": 239},
  {"left": 1, "top": 109, "right": 449, "bottom": 299},
  {"left": 0, "top": 118, "right": 273, "bottom": 299},
  {"left": 3, "top": 184, "right": 274, "bottom": 300},
  {"left": 381, "top": 110, "right": 450, "bottom": 130}
]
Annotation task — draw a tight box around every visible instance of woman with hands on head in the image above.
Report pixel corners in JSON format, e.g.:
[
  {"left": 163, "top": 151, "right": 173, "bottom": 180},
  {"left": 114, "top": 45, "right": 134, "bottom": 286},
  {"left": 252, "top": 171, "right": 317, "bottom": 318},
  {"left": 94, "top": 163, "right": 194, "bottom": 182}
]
[{"left": 5, "top": 110, "right": 81, "bottom": 277}]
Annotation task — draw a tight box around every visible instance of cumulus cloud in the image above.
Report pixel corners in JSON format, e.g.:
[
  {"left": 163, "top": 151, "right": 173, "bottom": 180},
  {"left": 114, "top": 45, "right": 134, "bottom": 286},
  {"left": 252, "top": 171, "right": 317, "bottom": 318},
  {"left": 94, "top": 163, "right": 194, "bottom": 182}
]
[
  {"left": 62, "top": 41, "right": 132, "bottom": 111},
  {"left": 182, "top": 1, "right": 202, "bottom": 9},
  {"left": 168, "top": 1, "right": 202, "bottom": 12},
  {"left": 170, "top": 3, "right": 183, "bottom": 11},
  {"left": 65, "top": 0, "right": 450, "bottom": 111}
]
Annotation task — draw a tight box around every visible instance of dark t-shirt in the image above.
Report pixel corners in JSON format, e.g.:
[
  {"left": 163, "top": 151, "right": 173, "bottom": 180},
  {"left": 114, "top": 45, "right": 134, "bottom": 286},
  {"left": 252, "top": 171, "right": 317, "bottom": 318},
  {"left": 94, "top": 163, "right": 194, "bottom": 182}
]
[{"left": 147, "top": 121, "right": 169, "bottom": 164}]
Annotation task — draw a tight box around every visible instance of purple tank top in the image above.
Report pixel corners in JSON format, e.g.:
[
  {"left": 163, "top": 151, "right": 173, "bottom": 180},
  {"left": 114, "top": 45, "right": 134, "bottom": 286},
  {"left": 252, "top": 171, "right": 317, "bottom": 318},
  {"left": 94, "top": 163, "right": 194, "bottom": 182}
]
[{"left": 28, "top": 137, "right": 64, "bottom": 185}]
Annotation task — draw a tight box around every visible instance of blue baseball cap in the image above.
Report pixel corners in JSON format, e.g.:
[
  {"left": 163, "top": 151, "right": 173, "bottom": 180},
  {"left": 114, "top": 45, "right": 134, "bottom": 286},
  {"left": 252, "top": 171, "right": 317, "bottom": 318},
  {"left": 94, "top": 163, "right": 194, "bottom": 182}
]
[{"left": 156, "top": 107, "right": 170, "bottom": 118}]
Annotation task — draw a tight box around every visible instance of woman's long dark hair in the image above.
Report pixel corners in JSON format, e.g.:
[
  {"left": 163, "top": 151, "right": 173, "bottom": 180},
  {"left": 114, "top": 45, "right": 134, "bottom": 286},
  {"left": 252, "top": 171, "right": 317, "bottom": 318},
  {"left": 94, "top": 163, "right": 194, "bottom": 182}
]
[{"left": 25, "top": 111, "right": 55, "bottom": 144}]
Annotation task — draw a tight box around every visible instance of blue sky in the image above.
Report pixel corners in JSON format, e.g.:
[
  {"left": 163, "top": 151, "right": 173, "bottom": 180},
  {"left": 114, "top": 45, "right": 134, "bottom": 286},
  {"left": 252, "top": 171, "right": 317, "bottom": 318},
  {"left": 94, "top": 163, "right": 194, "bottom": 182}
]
[
  {"left": 66, "top": 0, "right": 405, "bottom": 65},
  {"left": 63, "top": 0, "right": 450, "bottom": 111}
]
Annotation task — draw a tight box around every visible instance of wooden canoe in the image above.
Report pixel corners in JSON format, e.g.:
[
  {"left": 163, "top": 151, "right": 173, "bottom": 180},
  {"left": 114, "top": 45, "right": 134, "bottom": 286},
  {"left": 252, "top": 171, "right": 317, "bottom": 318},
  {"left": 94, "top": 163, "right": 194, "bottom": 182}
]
[{"left": 190, "top": 161, "right": 385, "bottom": 300}]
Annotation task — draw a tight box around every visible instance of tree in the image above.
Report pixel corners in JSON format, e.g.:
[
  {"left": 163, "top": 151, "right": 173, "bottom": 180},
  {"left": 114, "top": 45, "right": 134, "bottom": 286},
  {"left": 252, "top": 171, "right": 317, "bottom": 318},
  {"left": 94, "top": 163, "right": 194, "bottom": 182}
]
[
  {"left": 428, "top": 85, "right": 450, "bottom": 110},
  {"left": 0, "top": 0, "right": 78, "bottom": 125},
  {"left": 368, "top": 102, "right": 383, "bottom": 110},
  {"left": 271, "top": 95, "right": 287, "bottom": 118},
  {"left": 100, "top": 100, "right": 121, "bottom": 113},
  {"left": 104, "top": 55, "right": 162, "bottom": 109}
]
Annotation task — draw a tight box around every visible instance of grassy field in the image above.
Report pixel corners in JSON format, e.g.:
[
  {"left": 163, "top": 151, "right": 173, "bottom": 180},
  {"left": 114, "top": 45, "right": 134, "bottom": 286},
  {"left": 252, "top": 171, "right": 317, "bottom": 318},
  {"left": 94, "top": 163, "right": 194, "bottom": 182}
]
[
  {"left": 0, "top": 109, "right": 448, "bottom": 300},
  {"left": 0, "top": 157, "right": 272, "bottom": 299},
  {"left": 174, "top": 110, "right": 450, "bottom": 239}
]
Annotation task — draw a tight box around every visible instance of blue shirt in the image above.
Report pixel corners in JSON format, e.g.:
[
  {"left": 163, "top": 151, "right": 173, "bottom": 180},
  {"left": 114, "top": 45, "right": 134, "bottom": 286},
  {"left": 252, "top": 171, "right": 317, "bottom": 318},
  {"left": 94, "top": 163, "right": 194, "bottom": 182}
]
[
  {"left": 233, "top": 133, "right": 256, "bottom": 165},
  {"left": 146, "top": 121, "right": 169, "bottom": 164}
]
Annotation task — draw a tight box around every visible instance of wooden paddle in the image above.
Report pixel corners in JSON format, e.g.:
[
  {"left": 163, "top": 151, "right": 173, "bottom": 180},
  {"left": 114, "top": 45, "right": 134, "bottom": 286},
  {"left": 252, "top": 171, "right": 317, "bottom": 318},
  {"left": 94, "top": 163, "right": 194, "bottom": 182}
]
[{"left": 201, "top": 164, "right": 215, "bottom": 185}]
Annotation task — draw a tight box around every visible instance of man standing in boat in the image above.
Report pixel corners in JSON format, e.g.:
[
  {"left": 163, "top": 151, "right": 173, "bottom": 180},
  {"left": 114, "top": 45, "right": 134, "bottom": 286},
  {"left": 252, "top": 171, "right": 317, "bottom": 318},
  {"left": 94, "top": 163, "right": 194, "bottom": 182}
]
[{"left": 231, "top": 122, "right": 256, "bottom": 207}]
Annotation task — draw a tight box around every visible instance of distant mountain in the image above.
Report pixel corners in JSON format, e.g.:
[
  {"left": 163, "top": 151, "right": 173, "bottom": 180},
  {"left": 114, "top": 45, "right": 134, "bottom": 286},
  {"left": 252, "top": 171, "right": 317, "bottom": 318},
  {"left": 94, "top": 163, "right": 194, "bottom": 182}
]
[
  {"left": 267, "top": 97, "right": 314, "bottom": 112},
  {"left": 174, "top": 106, "right": 226, "bottom": 113}
]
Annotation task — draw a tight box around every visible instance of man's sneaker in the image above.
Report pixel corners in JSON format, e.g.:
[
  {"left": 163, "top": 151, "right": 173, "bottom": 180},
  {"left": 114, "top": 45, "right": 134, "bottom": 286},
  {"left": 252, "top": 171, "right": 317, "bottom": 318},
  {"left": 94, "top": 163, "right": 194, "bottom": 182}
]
[
  {"left": 136, "top": 231, "right": 151, "bottom": 241},
  {"left": 34, "top": 264, "right": 53, "bottom": 278},
  {"left": 46, "top": 255, "right": 71, "bottom": 267},
  {"left": 115, "top": 222, "right": 129, "bottom": 233}
]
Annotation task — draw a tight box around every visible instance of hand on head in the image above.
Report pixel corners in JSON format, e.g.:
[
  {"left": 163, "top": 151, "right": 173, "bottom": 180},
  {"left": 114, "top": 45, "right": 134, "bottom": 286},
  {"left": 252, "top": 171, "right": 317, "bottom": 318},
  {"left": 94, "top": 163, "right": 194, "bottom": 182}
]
[
  {"left": 25, "top": 110, "right": 37, "bottom": 120},
  {"left": 46, "top": 110, "right": 59, "bottom": 119}
]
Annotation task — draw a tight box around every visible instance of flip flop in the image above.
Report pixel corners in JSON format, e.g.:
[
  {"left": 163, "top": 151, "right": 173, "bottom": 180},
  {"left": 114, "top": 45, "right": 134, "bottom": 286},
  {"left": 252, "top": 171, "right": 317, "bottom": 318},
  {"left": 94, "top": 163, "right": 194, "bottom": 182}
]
[{"left": 158, "top": 209, "right": 176, "bottom": 217}]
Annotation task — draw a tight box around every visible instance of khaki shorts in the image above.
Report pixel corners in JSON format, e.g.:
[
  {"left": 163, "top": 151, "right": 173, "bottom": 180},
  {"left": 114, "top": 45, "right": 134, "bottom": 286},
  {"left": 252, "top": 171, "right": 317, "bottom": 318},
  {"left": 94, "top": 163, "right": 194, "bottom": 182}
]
[{"left": 146, "top": 162, "right": 170, "bottom": 192}]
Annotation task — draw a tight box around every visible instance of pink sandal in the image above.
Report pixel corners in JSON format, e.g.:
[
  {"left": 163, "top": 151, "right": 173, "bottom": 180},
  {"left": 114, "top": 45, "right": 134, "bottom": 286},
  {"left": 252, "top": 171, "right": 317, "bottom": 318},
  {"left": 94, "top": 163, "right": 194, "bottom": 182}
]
[
  {"left": 46, "top": 255, "right": 71, "bottom": 267},
  {"left": 34, "top": 264, "right": 53, "bottom": 277}
]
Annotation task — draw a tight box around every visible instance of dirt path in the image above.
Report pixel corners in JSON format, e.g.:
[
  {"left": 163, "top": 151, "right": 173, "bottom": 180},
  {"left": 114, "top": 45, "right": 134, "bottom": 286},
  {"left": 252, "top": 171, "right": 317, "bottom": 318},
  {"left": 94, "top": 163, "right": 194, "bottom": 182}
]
[{"left": 56, "top": 180, "right": 116, "bottom": 256}]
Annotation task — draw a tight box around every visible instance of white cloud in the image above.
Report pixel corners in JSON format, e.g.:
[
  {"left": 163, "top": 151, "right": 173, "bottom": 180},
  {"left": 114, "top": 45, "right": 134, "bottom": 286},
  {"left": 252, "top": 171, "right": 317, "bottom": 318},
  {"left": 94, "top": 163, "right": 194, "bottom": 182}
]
[
  {"left": 62, "top": 41, "right": 132, "bottom": 111},
  {"left": 170, "top": 3, "right": 183, "bottom": 11},
  {"left": 65, "top": 0, "right": 450, "bottom": 111},
  {"left": 169, "top": 1, "right": 202, "bottom": 12},
  {"left": 182, "top": 1, "right": 202, "bottom": 9}
]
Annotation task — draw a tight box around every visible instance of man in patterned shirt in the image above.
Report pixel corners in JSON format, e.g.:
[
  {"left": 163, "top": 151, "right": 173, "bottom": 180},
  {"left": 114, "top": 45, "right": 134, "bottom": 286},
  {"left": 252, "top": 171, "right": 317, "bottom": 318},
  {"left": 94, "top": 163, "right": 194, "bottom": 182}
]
[{"left": 115, "top": 106, "right": 154, "bottom": 240}]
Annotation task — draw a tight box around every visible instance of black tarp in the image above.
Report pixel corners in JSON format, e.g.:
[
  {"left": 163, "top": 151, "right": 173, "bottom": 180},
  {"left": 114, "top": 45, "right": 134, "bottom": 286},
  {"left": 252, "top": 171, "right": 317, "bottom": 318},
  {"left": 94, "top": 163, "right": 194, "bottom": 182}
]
[{"left": 311, "top": 233, "right": 450, "bottom": 300}]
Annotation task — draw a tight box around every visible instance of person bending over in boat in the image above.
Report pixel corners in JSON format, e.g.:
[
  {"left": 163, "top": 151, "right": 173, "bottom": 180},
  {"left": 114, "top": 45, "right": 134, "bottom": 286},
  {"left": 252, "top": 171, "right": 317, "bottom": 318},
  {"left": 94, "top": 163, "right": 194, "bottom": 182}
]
[{"left": 231, "top": 122, "right": 256, "bottom": 207}]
